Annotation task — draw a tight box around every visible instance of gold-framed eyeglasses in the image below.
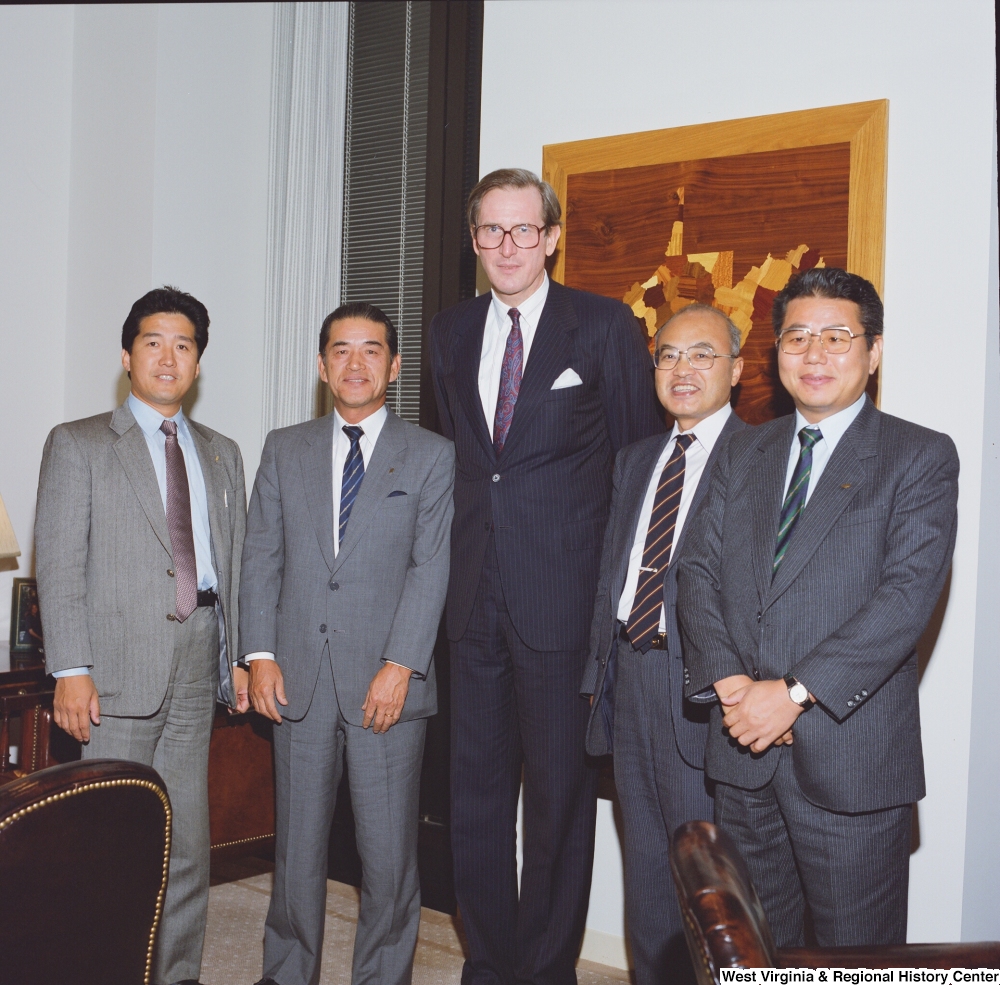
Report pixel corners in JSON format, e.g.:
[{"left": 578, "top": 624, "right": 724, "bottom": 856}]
[
  {"left": 777, "top": 326, "right": 864, "bottom": 355},
  {"left": 474, "top": 223, "right": 546, "bottom": 250},
  {"left": 654, "top": 346, "right": 734, "bottom": 371}
]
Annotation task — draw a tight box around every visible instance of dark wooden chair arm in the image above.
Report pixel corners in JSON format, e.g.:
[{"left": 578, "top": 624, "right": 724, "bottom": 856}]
[{"left": 779, "top": 942, "right": 1000, "bottom": 969}]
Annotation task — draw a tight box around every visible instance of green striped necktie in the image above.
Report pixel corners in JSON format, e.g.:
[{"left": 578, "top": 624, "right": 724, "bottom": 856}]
[{"left": 773, "top": 426, "right": 823, "bottom": 575}]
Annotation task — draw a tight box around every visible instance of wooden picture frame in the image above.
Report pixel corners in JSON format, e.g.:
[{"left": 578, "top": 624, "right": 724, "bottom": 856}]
[
  {"left": 542, "top": 100, "right": 888, "bottom": 420},
  {"left": 9, "top": 578, "right": 43, "bottom": 654}
]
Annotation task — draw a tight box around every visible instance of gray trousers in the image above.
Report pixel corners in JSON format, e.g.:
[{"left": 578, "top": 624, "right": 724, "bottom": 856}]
[
  {"left": 715, "top": 746, "right": 912, "bottom": 948},
  {"left": 613, "top": 640, "right": 714, "bottom": 985},
  {"left": 264, "top": 651, "right": 427, "bottom": 985},
  {"left": 83, "top": 605, "right": 218, "bottom": 985}
]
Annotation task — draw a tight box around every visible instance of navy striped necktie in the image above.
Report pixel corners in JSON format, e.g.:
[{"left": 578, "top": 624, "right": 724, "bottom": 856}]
[
  {"left": 626, "top": 432, "right": 694, "bottom": 651},
  {"left": 339, "top": 425, "right": 365, "bottom": 544},
  {"left": 773, "top": 426, "right": 823, "bottom": 574}
]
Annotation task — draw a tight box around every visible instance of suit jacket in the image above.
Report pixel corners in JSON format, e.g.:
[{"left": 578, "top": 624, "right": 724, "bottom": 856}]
[
  {"left": 239, "top": 409, "right": 455, "bottom": 725},
  {"left": 35, "top": 402, "right": 246, "bottom": 716},
  {"left": 429, "top": 280, "right": 663, "bottom": 651},
  {"left": 677, "top": 397, "right": 959, "bottom": 813},
  {"left": 581, "top": 411, "right": 748, "bottom": 759}
]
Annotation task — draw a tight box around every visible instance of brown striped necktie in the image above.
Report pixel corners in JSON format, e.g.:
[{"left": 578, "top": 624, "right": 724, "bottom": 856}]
[
  {"left": 626, "top": 433, "right": 694, "bottom": 650},
  {"left": 161, "top": 420, "right": 198, "bottom": 623}
]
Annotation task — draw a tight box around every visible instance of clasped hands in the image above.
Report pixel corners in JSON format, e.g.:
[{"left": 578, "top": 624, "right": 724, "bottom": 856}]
[
  {"left": 714, "top": 674, "right": 812, "bottom": 754},
  {"left": 248, "top": 659, "right": 411, "bottom": 733}
]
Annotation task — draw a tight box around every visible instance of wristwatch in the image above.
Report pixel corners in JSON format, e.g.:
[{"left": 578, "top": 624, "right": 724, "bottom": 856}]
[{"left": 783, "top": 673, "right": 811, "bottom": 708}]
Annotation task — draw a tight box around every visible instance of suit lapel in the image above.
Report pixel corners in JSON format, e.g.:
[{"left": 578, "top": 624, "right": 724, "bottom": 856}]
[
  {"left": 750, "top": 417, "right": 796, "bottom": 604},
  {"left": 499, "top": 283, "right": 577, "bottom": 461},
  {"left": 765, "top": 401, "right": 878, "bottom": 606},
  {"left": 332, "top": 411, "right": 407, "bottom": 572},
  {"left": 453, "top": 294, "right": 495, "bottom": 460},
  {"left": 301, "top": 415, "right": 336, "bottom": 572},
  {"left": 111, "top": 404, "right": 173, "bottom": 558}
]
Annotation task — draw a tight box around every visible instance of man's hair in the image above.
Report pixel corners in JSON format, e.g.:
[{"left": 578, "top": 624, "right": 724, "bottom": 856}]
[
  {"left": 655, "top": 303, "right": 742, "bottom": 356},
  {"left": 771, "top": 267, "right": 883, "bottom": 348},
  {"left": 121, "top": 286, "right": 210, "bottom": 357},
  {"left": 319, "top": 301, "right": 398, "bottom": 358},
  {"left": 467, "top": 168, "right": 562, "bottom": 231}
]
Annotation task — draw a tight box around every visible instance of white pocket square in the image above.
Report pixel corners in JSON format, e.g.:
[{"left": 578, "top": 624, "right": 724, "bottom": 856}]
[{"left": 550, "top": 368, "right": 583, "bottom": 389}]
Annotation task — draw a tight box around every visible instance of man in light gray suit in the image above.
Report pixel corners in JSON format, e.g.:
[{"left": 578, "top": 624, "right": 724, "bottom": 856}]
[
  {"left": 240, "top": 302, "right": 455, "bottom": 985},
  {"left": 678, "top": 268, "right": 959, "bottom": 947},
  {"left": 582, "top": 305, "right": 748, "bottom": 984},
  {"left": 35, "top": 286, "right": 249, "bottom": 985}
]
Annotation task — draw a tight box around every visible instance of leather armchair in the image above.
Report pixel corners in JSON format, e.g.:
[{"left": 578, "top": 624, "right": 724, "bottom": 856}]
[
  {"left": 670, "top": 820, "right": 1000, "bottom": 983},
  {"left": 0, "top": 759, "right": 171, "bottom": 985}
]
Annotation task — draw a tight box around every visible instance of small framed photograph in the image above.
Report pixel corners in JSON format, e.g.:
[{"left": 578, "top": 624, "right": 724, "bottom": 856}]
[{"left": 10, "top": 578, "right": 44, "bottom": 653}]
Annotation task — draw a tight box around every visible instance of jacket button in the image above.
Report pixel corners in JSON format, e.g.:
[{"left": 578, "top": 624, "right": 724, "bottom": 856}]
[
  {"left": 847, "top": 700, "right": 854, "bottom": 707},
  {"left": 166, "top": 613, "right": 177, "bottom": 622},
  {"left": 319, "top": 624, "right": 327, "bottom": 633},
  {"left": 329, "top": 581, "right": 339, "bottom": 591},
  {"left": 167, "top": 569, "right": 175, "bottom": 577},
  {"left": 492, "top": 474, "right": 500, "bottom": 482},
  {"left": 854, "top": 694, "right": 861, "bottom": 701},
  {"left": 861, "top": 690, "right": 868, "bottom": 697}
]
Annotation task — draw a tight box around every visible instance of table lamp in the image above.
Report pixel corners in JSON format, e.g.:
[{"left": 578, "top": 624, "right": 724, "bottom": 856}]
[{"left": 0, "top": 492, "right": 20, "bottom": 560}]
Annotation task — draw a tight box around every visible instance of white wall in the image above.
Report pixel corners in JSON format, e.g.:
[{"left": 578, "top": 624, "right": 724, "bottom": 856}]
[
  {"left": 481, "top": 0, "right": 997, "bottom": 948},
  {"left": 0, "top": 2, "right": 274, "bottom": 643},
  {"left": 0, "top": 5, "right": 75, "bottom": 643}
]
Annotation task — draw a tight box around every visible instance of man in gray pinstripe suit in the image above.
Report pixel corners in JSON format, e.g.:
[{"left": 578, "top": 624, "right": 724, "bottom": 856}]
[{"left": 678, "top": 268, "right": 959, "bottom": 947}]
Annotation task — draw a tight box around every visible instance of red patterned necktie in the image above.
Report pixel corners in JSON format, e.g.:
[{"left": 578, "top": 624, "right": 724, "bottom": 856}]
[
  {"left": 493, "top": 307, "right": 523, "bottom": 455},
  {"left": 626, "top": 433, "right": 694, "bottom": 651},
  {"left": 161, "top": 420, "right": 198, "bottom": 622}
]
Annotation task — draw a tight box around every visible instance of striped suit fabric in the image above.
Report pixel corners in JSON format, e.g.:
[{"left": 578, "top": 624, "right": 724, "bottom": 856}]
[{"left": 677, "top": 397, "right": 959, "bottom": 947}]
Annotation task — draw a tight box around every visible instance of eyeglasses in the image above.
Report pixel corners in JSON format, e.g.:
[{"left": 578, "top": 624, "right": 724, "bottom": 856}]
[
  {"left": 654, "top": 346, "right": 734, "bottom": 371},
  {"left": 777, "top": 326, "right": 864, "bottom": 354},
  {"left": 474, "top": 223, "right": 546, "bottom": 250}
]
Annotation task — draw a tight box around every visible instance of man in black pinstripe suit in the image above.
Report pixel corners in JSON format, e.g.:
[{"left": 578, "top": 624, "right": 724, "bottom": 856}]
[
  {"left": 678, "top": 268, "right": 959, "bottom": 948},
  {"left": 429, "top": 169, "right": 663, "bottom": 985}
]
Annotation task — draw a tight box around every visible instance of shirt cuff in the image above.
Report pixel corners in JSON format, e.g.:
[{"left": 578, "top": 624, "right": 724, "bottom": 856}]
[
  {"left": 385, "top": 660, "right": 414, "bottom": 672},
  {"left": 244, "top": 652, "right": 275, "bottom": 661},
  {"left": 51, "top": 667, "right": 90, "bottom": 678}
]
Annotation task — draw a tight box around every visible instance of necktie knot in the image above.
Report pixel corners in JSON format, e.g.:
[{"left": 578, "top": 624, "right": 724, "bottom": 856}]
[
  {"left": 675, "top": 432, "right": 695, "bottom": 451},
  {"left": 343, "top": 425, "right": 364, "bottom": 445},
  {"left": 799, "top": 426, "right": 822, "bottom": 450},
  {"left": 160, "top": 419, "right": 178, "bottom": 438},
  {"left": 508, "top": 308, "right": 521, "bottom": 330}
]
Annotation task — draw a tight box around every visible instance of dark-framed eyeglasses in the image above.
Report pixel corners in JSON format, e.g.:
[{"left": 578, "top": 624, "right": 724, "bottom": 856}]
[
  {"left": 777, "top": 326, "right": 864, "bottom": 355},
  {"left": 474, "top": 223, "right": 546, "bottom": 250},
  {"left": 654, "top": 345, "right": 734, "bottom": 371}
]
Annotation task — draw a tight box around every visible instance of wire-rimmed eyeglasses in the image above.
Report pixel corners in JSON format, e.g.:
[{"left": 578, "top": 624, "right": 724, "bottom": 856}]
[
  {"left": 654, "top": 346, "right": 735, "bottom": 371},
  {"left": 777, "top": 326, "right": 864, "bottom": 355},
  {"left": 474, "top": 223, "right": 546, "bottom": 250}
]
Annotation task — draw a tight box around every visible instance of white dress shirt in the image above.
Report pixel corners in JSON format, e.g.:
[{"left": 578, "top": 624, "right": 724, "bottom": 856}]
[
  {"left": 53, "top": 393, "right": 217, "bottom": 679},
  {"left": 245, "top": 403, "right": 390, "bottom": 664},
  {"left": 617, "top": 403, "right": 733, "bottom": 630},
  {"left": 478, "top": 273, "right": 550, "bottom": 427},
  {"left": 783, "top": 393, "right": 866, "bottom": 506}
]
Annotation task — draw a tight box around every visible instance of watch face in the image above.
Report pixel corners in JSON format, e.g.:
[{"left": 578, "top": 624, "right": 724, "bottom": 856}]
[{"left": 789, "top": 682, "right": 809, "bottom": 705}]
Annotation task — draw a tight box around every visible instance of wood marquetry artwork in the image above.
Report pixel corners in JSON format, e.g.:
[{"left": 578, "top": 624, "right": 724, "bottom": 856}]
[{"left": 543, "top": 102, "right": 888, "bottom": 426}]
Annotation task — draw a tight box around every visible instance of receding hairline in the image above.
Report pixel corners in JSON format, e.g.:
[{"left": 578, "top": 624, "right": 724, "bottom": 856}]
[
  {"left": 322, "top": 316, "right": 393, "bottom": 351},
  {"left": 655, "top": 304, "right": 742, "bottom": 356}
]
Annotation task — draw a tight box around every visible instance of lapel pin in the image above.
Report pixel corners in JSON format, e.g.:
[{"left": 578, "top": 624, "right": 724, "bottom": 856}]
[
  {"left": 841, "top": 483, "right": 852, "bottom": 489},
  {"left": 215, "top": 455, "right": 220, "bottom": 462},
  {"left": 389, "top": 467, "right": 394, "bottom": 473}
]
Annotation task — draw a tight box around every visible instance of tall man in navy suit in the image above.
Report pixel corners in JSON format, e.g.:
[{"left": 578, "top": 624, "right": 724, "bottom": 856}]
[
  {"left": 429, "top": 169, "right": 663, "bottom": 985},
  {"left": 678, "top": 268, "right": 959, "bottom": 947},
  {"left": 582, "top": 304, "right": 748, "bottom": 984}
]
